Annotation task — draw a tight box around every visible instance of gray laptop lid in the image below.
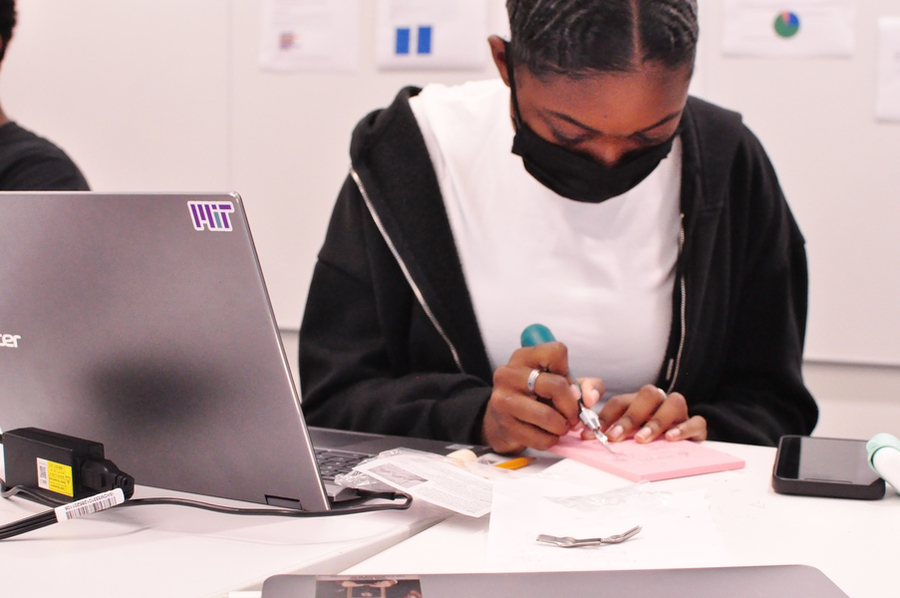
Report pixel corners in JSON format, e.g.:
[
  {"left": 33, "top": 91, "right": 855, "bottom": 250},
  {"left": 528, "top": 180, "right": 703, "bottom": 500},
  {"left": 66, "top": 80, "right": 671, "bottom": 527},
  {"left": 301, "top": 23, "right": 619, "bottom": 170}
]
[
  {"left": 262, "top": 565, "right": 849, "bottom": 597},
  {"left": 0, "top": 192, "right": 331, "bottom": 511}
]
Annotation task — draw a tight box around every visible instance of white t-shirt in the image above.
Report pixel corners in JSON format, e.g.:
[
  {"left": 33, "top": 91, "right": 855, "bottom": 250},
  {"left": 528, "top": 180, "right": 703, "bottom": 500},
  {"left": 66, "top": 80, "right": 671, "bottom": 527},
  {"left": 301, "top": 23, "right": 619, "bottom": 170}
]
[{"left": 409, "top": 79, "right": 681, "bottom": 396}]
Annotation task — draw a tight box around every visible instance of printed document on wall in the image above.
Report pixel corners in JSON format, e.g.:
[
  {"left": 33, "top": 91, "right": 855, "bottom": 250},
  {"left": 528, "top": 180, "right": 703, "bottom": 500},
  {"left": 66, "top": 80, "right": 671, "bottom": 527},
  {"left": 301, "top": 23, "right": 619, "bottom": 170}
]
[
  {"left": 376, "top": 0, "right": 489, "bottom": 70},
  {"left": 722, "top": 0, "right": 855, "bottom": 57},
  {"left": 876, "top": 18, "right": 900, "bottom": 122},
  {"left": 259, "top": 0, "right": 361, "bottom": 72}
]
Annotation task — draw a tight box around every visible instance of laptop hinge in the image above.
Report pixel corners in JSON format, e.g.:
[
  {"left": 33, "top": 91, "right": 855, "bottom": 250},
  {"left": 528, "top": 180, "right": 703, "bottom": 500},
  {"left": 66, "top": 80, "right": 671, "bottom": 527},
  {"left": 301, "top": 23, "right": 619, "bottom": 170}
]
[{"left": 265, "top": 495, "right": 304, "bottom": 510}]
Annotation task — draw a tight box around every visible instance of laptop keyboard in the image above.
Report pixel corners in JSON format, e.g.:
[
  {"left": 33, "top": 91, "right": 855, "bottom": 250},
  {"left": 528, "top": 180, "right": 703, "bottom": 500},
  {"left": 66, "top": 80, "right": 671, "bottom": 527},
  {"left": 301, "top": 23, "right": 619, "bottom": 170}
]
[{"left": 314, "top": 448, "right": 371, "bottom": 481}]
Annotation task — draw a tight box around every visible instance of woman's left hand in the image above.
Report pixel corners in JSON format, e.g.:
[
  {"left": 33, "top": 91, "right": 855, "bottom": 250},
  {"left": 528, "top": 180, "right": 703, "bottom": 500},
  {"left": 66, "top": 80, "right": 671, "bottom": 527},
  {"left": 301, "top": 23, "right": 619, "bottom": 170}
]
[{"left": 592, "top": 385, "right": 707, "bottom": 443}]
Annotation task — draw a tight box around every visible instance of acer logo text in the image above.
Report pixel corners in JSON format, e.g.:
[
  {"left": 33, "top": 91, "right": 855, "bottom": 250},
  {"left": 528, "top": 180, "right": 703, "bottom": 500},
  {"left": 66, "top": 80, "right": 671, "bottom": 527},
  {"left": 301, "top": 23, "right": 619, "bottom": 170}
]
[{"left": 0, "top": 333, "right": 21, "bottom": 348}]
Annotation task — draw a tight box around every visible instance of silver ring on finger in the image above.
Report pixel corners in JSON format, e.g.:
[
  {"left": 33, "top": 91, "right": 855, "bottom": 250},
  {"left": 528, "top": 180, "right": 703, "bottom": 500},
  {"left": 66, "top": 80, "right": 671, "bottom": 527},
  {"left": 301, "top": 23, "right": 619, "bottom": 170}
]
[{"left": 526, "top": 368, "right": 541, "bottom": 394}]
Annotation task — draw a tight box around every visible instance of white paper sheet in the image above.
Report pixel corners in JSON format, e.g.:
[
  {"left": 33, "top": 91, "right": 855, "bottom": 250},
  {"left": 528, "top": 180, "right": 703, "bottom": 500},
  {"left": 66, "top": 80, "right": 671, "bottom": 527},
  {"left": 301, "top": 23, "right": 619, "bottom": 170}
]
[
  {"left": 354, "top": 451, "right": 493, "bottom": 517},
  {"left": 375, "top": 0, "right": 489, "bottom": 71},
  {"left": 876, "top": 18, "right": 900, "bottom": 122},
  {"left": 487, "top": 476, "right": 730, "bottom": 571},
  {"left": 722, "top": 0, "right": 855, "bottom": 57},
  {"left": 259, "top": 0, "right": 360, "bottom": 72}
]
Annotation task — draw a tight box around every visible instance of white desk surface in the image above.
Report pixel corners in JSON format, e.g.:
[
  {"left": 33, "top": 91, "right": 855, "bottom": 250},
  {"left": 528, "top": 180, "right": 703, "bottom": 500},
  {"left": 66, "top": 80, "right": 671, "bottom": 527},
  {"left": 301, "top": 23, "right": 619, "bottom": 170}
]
[
  {"left": 343, "top": 442, "right": 899, "bottom": 598},
  {"left": 0, "top": 482, "right": 446, "bottom": 598},
  {"left": 1, "top": 442, "right": 895, "bottom": 598}
]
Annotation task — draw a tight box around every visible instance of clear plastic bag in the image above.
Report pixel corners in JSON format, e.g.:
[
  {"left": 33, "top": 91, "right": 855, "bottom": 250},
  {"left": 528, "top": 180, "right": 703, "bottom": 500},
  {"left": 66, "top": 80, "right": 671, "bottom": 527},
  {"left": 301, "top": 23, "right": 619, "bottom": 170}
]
[{"left": 333, "top": 447, "right": 520, "bottom": 491}]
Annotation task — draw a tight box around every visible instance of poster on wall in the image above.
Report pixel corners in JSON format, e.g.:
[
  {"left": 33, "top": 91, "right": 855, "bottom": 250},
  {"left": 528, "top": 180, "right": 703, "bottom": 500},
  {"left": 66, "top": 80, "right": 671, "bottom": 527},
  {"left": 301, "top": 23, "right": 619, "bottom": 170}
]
[
  {"left": 876, "top": 17, "right": 900, "bottom": 122},
  {"left": 375, "top": 0, "right": 490, "bottom": 71},
  {"left": 721, "top": 0, "right": 855, "bottom": 57},
  {"left": 259, "top": 0, "right": 361, "bottom": 72}
]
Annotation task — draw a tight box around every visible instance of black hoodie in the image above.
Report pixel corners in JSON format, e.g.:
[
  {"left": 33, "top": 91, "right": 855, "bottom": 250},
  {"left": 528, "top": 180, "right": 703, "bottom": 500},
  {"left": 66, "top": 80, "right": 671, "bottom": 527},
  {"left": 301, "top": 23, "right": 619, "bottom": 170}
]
[{"left": 299, "top": 86, "right": 818, "bottom": 447}]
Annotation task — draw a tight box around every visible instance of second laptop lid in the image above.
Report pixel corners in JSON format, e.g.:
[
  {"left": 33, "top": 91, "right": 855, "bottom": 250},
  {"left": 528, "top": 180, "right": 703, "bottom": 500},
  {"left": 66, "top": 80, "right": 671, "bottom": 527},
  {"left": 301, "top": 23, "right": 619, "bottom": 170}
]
[{"left": 262, "top": 565, "right": 849, "bottom": 598}]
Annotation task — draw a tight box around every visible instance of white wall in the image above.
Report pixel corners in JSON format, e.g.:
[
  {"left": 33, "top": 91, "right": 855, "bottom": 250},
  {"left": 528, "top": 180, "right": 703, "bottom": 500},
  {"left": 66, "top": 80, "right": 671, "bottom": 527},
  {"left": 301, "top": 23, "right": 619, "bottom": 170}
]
[
  {"left": 693, "top": 1, "right": 900, "bottom": 366},
  {"left": 228, "top": 0, "right": 510, "bottom": 329},
  {"left": 804, "top": 361, "right": 900, "bottom": 439},
  {"left": 1, "top": 0, "right": 509, "bottom": 330},
  {"left": 2, "top": 1, "right": 231, "bottom": 193}
]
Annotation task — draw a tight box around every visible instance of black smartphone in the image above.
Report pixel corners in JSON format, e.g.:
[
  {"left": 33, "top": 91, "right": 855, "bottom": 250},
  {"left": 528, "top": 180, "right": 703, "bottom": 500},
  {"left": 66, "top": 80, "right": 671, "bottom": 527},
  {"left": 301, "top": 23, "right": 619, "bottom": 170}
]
[{"left": 772, "top": 435, "right": 885, "bottom": 500}]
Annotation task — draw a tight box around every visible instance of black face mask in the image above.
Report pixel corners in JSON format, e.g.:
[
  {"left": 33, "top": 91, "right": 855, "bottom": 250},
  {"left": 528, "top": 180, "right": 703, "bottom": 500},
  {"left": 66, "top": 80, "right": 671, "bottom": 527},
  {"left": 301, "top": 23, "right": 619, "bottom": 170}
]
[{"left": 506, "top": 46, "right": 679, "bottom": 204}]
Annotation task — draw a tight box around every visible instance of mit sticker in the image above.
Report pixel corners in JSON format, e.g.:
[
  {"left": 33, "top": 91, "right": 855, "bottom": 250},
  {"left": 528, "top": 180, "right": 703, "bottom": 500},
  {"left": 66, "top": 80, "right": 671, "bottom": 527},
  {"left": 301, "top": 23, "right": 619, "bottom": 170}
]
[{"left": 188, "top": 201, "right": 235, "bottom": 232}]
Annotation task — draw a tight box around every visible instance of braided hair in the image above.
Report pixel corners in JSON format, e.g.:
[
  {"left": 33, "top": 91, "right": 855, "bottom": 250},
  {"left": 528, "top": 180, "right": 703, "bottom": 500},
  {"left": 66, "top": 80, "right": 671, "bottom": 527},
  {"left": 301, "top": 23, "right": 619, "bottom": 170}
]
[{"left": 506, "top": 0, "right": 698, "bottom": 78}]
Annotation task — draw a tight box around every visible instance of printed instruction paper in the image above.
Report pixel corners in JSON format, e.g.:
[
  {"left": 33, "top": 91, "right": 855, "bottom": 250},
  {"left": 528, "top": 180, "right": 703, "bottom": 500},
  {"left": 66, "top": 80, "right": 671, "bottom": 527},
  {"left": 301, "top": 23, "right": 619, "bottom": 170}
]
[
  {"left": 722, "top": 0, "right": 855, "bottom": 57},
  {"left": 876, "top": 18, "right": 900, "bottom": 122},
  {"left": 375, "top": 0, "right": 489, "bottom": 70},
  {"left": 259, "top": 0, "right": 361, "bottom": 72}
]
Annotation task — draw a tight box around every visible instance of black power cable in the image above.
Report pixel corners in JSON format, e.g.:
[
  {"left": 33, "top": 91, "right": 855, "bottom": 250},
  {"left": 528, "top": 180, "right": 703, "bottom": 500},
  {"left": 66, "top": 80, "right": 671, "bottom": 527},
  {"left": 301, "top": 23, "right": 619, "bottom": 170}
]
[
  {"left": 0, "top": 488, "right": 128, "bottom": 540},
  {"left": 121, "top": 491, "right": 412, "bottom": 517},
  {"left": 0, "top": 480, "right": 412, "bottom": 540},
  {"left": 0, "top": 510, "right": 57, "bottom": 540}
]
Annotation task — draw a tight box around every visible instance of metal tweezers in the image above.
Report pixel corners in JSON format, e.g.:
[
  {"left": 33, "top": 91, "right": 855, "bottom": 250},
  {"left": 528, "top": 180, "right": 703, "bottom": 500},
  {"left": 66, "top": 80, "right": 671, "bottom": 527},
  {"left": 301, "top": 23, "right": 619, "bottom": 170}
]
[{"left": 536, "top": 525, "right": 642, "bottom": 548}]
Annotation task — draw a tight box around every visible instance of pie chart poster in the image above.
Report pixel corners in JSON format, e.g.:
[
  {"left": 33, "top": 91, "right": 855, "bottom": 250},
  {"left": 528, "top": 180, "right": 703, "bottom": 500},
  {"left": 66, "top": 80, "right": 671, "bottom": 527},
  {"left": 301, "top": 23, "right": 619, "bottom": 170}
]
[{"left": 722, "top": 0, "right": 855, "bottom": 57}]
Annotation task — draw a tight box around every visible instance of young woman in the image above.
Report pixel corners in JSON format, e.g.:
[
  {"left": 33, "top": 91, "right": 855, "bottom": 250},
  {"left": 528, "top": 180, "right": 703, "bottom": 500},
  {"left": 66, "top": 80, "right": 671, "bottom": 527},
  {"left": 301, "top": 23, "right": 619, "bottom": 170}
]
[{"left": 299, "top": 0, "right": 818, "bottom": 453}]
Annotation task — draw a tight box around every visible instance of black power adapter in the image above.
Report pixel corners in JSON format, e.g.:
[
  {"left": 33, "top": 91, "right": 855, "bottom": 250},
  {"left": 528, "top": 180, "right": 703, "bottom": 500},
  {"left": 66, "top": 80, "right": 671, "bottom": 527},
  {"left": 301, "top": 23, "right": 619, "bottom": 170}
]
[{"left": 2, "top": 428, "right": 134, "bottom": 504}]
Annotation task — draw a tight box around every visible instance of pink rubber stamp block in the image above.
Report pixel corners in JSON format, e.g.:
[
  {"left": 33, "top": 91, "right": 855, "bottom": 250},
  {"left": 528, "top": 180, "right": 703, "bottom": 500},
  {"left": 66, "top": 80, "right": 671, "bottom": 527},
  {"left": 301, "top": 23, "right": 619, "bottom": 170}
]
[{"left": 549, "top": 433, "right": 745, "bottom": 482}]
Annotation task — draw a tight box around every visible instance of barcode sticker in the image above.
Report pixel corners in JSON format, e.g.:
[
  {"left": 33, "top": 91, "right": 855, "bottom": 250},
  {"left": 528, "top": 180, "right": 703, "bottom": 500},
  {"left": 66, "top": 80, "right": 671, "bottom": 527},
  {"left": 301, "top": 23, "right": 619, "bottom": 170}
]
[
  {"left": 54, "top": 489, "right": 126, "bottom": 522},
  {"left": 37, "top": 459, "right": 49, "bottom": 488}
]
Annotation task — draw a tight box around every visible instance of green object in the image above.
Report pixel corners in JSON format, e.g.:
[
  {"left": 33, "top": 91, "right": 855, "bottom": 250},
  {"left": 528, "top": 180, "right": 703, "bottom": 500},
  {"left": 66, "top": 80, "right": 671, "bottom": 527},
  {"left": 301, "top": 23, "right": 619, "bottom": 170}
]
[
  {"left": 520, "top": 323, "right": 555, "bottom": 347},
  {"left": 774, "top": 12, "right": 800, "bottom": 39},
  {"left": 866, "top": 432, "right": 900, "bottom": 473}
]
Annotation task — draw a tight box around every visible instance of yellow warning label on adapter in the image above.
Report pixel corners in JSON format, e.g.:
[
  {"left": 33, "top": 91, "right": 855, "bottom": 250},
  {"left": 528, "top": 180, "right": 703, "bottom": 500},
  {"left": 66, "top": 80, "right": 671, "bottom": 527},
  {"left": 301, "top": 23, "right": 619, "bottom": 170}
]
[{"left": 36, "top": 458, "right": 74, "bottom": 497}]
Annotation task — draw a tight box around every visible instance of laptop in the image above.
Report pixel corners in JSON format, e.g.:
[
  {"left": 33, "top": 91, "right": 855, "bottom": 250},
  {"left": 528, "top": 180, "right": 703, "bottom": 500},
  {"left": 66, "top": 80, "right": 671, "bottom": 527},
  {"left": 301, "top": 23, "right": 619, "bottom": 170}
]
[
  {"left": 261, "top": 565, "right": 850, "bottom": 597},
  {"left": 0, "top": 192, "right": 485, "bottom": 511}
]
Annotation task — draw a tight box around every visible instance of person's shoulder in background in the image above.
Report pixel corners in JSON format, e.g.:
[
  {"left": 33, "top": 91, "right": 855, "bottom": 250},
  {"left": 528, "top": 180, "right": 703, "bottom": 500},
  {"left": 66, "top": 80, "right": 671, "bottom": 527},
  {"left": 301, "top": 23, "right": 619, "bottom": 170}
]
[{"left": 0, "top": 121, "right": 89, "bottom": 190}]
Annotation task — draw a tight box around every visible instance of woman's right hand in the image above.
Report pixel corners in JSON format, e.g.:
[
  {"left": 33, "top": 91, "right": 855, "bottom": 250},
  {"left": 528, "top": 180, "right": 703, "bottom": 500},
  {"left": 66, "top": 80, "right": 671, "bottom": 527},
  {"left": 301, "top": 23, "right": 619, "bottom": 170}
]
[{"left": 481, "top": 342, "right": 603, "bottom": 454}]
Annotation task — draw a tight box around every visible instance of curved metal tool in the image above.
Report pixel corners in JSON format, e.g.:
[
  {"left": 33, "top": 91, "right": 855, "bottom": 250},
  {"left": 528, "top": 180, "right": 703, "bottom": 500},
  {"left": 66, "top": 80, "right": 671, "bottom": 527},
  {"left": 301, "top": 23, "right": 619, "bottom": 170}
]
[{"left": 536, "top": 525, "right": 642, "bottom": 548}]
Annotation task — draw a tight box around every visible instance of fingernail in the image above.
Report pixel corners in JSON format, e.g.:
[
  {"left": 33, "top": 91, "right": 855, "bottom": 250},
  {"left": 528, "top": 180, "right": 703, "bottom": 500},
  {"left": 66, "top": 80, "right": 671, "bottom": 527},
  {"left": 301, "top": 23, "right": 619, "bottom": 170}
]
[
  {"left": 666, "top": 428, "right": 681, "bottom": 440},
  {"left": 570, "top": 383, "right": 581, "bottom": 399},
  {"left": 590, "top": 388, "right": 601, "bottom": 402},
  {"left": 608, "top": 425, "right": 624, "bottom": 440},
  {"left": 635, "top": 427, "right": 651, "bottom": 442}
]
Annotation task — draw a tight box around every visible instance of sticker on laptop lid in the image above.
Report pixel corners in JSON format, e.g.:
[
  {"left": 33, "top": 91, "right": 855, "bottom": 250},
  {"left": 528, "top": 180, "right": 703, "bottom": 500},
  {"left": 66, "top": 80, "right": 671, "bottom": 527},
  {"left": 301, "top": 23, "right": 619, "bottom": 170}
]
[
  {"left": 314, "top": 576, "right": 423, "bottom": 597},
  {"left": 188, "top": 201, "right": 235, "bottom": 232}
]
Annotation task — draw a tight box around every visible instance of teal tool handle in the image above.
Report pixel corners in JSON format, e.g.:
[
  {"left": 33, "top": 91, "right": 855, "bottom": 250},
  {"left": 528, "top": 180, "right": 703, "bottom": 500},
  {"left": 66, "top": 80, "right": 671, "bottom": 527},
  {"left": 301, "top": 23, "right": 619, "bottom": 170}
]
[
  {"left": 521, "top": 323, "right": 555, "bottom": 348},
  {"left": 520, "top": 323, "right": 582, "bottom": 402}
]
